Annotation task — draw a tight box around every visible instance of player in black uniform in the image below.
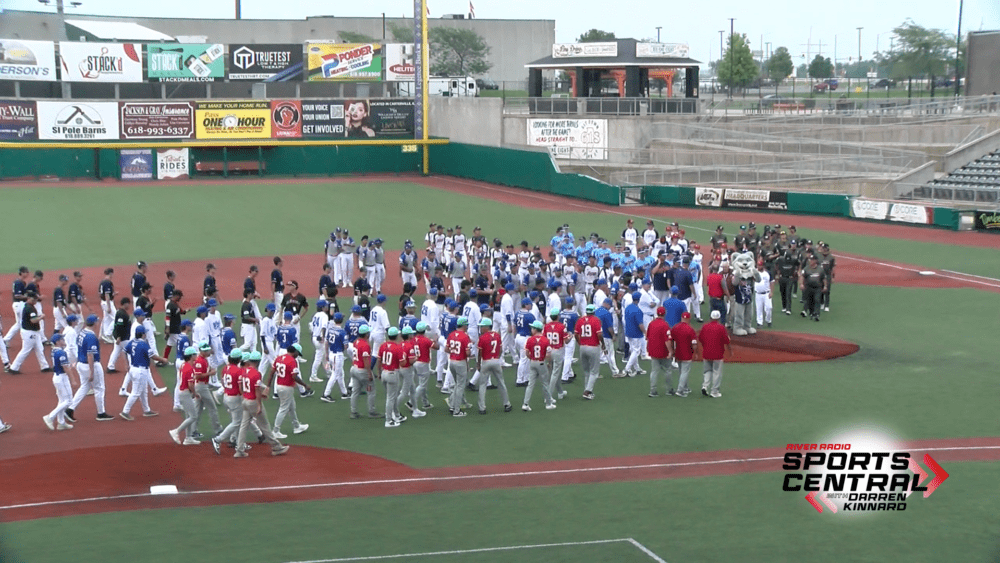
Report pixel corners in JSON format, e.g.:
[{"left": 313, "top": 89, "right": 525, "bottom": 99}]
[{"left": 203, "top": 263, "right": 219, "bottom": 305}]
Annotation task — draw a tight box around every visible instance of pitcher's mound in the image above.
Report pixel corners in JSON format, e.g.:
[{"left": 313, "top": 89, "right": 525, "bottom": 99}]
[{"left": 728, "top": 330, "right": 858, "bottom": 363}]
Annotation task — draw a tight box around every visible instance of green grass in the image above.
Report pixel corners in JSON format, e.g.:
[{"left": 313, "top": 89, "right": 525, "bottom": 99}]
[{"left": 3, "top": 461, "right": 994, "bottom": 563}]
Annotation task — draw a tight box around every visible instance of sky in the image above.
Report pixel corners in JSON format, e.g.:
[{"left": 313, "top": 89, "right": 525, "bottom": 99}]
[{"left": 2, "top": 0, "right": 998, "bottom": 66}]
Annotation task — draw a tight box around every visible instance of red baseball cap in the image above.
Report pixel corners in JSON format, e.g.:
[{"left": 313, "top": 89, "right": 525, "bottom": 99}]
[
  {"left": 656, "top": 306, "right": 666, "bottom": 316},
  {"left": 681, "top": 312, "right": 691, "bottom": 319}
]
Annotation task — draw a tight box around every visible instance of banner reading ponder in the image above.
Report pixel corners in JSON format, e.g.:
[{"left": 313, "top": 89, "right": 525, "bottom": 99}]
[
  {"left": 306, "top": 43, "right": 382, "bottom": 81},
  {"left": 195, "top": 100, "right": 271, "bottom": 139}
]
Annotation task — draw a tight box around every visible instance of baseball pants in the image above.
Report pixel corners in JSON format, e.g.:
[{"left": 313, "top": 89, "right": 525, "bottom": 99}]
[
  {"left": 649, "top": 357, "right": 675, "bottom": 394},
  {"left": 3, "top": 302, "right": 24, "bottom": 343},
  {"left": 451, "top": 278, "right": 464, "bottom": 296},
  {"left": 172, "top": 358, "right": 185, "bottom": 410},
  {"left": 580, "top": 345, "right": 601, "bottom": 393},
  {"left": 500, "top": 325, "right": 516, "bottom": 363},
  {"left": 413, "top": 361, "right": 433, "bottom": 409},
  {"left": 821, "top": 282, "right": 832, "bottom": 309},
  {"left": 209, "top": 338, "right": 225, "bottom": 372},
  {"left": 755, "top": 292, "right": 773, "bottom": 325},
  {"left": 217, "top": 394, "right": 262, "bottom": 444},
  {"left": 709, "top": 297, "right": 727, "bottom": 325},
  {"left": 240, "top": 325, "right": 258, "bottom": 352},
  {"left": 172, "top": 393, "right": 199, "bottom": 440},
  {"left": 349, "top": 366, "right": 377, "bottom": 415},
  {"left": 365, "top": 268, "right": 379, "bottom": 292},
  {"left": 309, "top": 338, "right": 326, "bottom": 380},
  {"left": 435, "top": 336, "right": 449, "bottom": 384},
  {"left": 561, "top": 339, "right": 576, "bottom": 381},
  {"left": 194, "top": 382, "right": 223, "bottom": 435},
  {"left": 260, "top": 343, "right": 277, "bottom": 376},
  {"left": 10, "top": 329, "right": 49, "bottom": 371},
  {"left": 382, "top": 370, "right": 401, "bottom": 422},
  {"left": 778, "top": 278, "right": 795, "bottom": 312},
  {"left": 401, "top": 271, "right": 418, "bottom": 289},
  {"left": 53, "top": 308, "right": 68, "bottom": 332},
  {"left": 327, "top": 254, "right": 339, "bottom": 283},
  {"left": 477, "top": 359, "right": 510, "bottom": 412},
  {"left": 624, "top": 336, "right": 644, "bottom": 374},
  {"left": 235, "top": 399, "right": 283, "bottom": 454},
  {"left": 101, "top": 302, "right": 115, "bottom": 340},
  {"left": 121, "top": 367, "right": 151, "bottom": 415},
  {"left": 397, "top": 366, "right": 415, "bottom": 414},
  {"left": 547, "top": 349, "right": 565, "bottom": 400},
  {"left": 375, "top": 264, "right": 386, "bottom": 291},
  {"left": 0, "top": 326, "right": 8, "bottom": 365},
  {"left": 524, "top": 360, "right": 553, "bottom": 408},
  {"left": 47, "top": 373, "right": 73, "bottom": 426},
  {"left": 601, "top": 337, "right": 621, "bottom": 375},
  {"left": 70, "top": 362, "right": 106, "bottom": 414},
  {"left": 323, "top": 351, "right": 348, "bottom": 398},
  {"left": 515, "top": 335, "right": 529, "bottom": 384},
  {"left": 575, "top": 292, "right": 587, "bottom": 317},
  {"left": 676, "top": 360, "right": 693, "bottom": 394},
  {"left": 273, "top": 384, "right": 304, "bottom": 433},
  {"left": 803, "top": 286, "right": 822, "bottom": 318},
  {"left": 108, "top": 341, "right": 127, "bottom": 372},
  {"left": 448, "top": 362, "right": 469, "bottom": 412},
  {"left": 693, "top": 283, "right": 705, "bottom": 319},
  {"left": 702, "top": 360, "right": 724, "bottom": 394},
  {"left": 338, "top": 254, "right": 354, "bottom": 287}
]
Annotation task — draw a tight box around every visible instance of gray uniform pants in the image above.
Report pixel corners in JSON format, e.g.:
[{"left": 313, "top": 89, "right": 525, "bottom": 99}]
[
  {"left": 413, "top": 361, "right": 432, "bottom": 408},
  {"left": 397, "top": 366, "right": 415, "bottom": 412},
  {"left": 350, "top": 366, "right": 377, "bottom": 415},
  {"left": 524, "top": 360, "right": 553, "bottom": 407},
  {"left": 676, "top": 360, "right": 693, "bottom": 393},
  {"left": 173, "top": 392, "right": 198, "bottom": 439},
  {"left": 547, "top": 348, "right": 565, "bottom": 399},
  {"left": 649, "top": 357, "right": 674, "bottom": 393},
  {"left": 194, "top": 382, "right": 223, "bottom": 435},
  {"left": 382, "top": 369, "right": 400, "bottom": 420},
  {"left": 702, "top": 360, "right": 724, "bottom": 393},
  {"left": 448, "top": 362, "right": 469, "bottom": 412},
  {"left": 273, "top": 384, "right": 302, "bottom": 432},
  {"left": 478, "top": 359, "right": 510, "bottom": 411},
  {"left": 217, "top": 394, "right": 261, "bottom": 443},
  {"left": 236, "top": 399, "right": 282, "bottom": 453},
  {"left": 580, "top": 345, "right": 601, "bottom": 393}
]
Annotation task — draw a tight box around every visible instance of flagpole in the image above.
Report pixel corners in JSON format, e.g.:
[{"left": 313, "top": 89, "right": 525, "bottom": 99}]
[{"left": 421, "top": 0, "right": 430, "bottom": 175}]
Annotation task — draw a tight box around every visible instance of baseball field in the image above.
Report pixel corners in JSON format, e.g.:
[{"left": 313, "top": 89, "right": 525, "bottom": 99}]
[{"left": 0, "top": 174, "right": 996, "bottom": 562}]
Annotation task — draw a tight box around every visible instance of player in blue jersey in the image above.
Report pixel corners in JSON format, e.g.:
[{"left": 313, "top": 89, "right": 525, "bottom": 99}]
[
  {"left": 65, "top": 315, "right": 114, "bottom": 422},
  {"left": 558, "top": 300, "right": 580, "bottom": 382},
  {"left": 119, "top": 326, "right": 168, "bottom": 420},
  {"left": 514, "top": 298, "right": 535, "bottom": 386},
  {"left": 321, "top": 312, "right": 350, "bottom": 402},
  {"left": 42, "top": 333, "right": 75, "bottom": 431}
]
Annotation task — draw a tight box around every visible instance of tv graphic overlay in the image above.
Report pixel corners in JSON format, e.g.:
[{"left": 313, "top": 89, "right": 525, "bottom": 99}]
[
  {"left": 58, "top": 42, "right": 143, "bottom": 83},
  {"left": 0, "top": 39, "right": 57, "bottom": 81},
  {"left": 0, "top": 100, "right": 38, "bottom": 140},
  {"left": 195, "top": 100, "right": 271, "bottom": 139},
  {"left": 119, "top": 149, "right": 153, "bottom": 180},
  {"left": 306, "top": 43, "right": 383, "bottom": 81},
  {"left": 147, "top": 44, "right": 225, "bottom": 82},
  {"left": 119, "top": 102, "right": 195, "bottom": 140},
  {"left": 228, "top": 44, "right": 303, "bottom": 81},
  {"left": 37, "top": 101, "right": 120, "bottom": 140}
]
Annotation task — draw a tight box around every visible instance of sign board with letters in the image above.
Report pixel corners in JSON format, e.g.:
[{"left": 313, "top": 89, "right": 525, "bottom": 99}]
[
  {"left": 195, "top": 100, "right": 271, "bottom": 139},
  {"left": 527, "top": 118, "right": 607, "bottom": 160},
  {"left": 300, "top": 100, "right": 345, "bottom": 137},
  {"left": 156, "top": 147, "right": 189, "bottom": 180},
  {"left": 0, "top": 39, "right": 57, "bottom": 81},
  {"left": 0, "top": 100, "right": 38, "bottom": 140},
  {"left": 228, "top": 44, "right": 303, "bottom": 81},
  {"left": 723, "top": 188, "right": 787, "bottom": 210},
  {"left": 119, "top": 149, "right": 153, "bottom": 180},
  {"left": 552, "top": 42, "right": 617, "bottom": 58},
  {"left": 384, "top": 43, "right": 415, "bottom": 82},
  {"left": 119, "top": 102, "right": 194, "bottom": 140},
  {"left": 147, "top": 44, "right": 224, "bottom": 82},
  {"left": 37, "top": 101, "right": 119, "bottom": 140},
  {"left": 270, "top": 100, "right": 302, "bottom": 138},
  {"left": 695, "top": 187, "right": 723, "bottom": 207},
  {"left": 58, "top": 42, "right": 143, "bottom": 83},
  {"left": 850, "top": 198, "right": 890, "bottom": 220},
  {"left": 306, "top": 43, "right": 383, "bottom": 81},
  {"left": 636, "top": 42, "right": 690, "bottom": 58}
]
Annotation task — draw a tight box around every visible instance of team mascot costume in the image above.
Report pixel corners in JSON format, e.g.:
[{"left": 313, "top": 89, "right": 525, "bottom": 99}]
[{"left": 729, "top": 251, "right": 760, "bottom": 336}]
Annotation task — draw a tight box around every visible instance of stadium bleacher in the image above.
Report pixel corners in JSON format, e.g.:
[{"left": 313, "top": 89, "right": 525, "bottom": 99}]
[{"left": 913, "top": 150, "right": 1000, "bottom": 203}]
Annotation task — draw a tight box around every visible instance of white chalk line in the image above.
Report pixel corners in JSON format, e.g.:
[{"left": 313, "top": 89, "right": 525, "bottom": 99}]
[
  {"left": 282, "top": 537, "right": 666, "bottom": 563},
  {"left": 836, "top": 255, "right": 1000, "bottom": 288},
  {"left": 2, "top": 445, "right": 998, "bottom": 513}
]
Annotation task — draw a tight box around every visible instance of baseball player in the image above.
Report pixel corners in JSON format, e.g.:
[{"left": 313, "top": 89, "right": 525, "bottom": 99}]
[
  {"left": 400, "top": 240, "right": 420, "bottom": 290},
  {"left": 61, "top": 314, "right": 80, "bottom": 376},
  {"left": 596, "top": 299, "right": 621, "bottom": 375},
  {"left": 409, "top": 322, "right": 437, "bottom": 413},
  {"left": 98, "top": 268, "right": 116, "bottom": 343},
  {"left": 513, "top": 298, "right": 535, "bottom": 386},
  {"left": 221, "top": 314, "right": 239, "bottom": 358},
  {"left": 42, "top": 333, "right": 75, "bottom": 431},
  {"left": 754, "top": 260, "right": 774, "bottom": 328},
  {"left": 259, "top": 304, "right": 279, "bottom": 376},
  {"left": 66, "top": 271, "right": 90, "bottom": 322},
  {"left": 575, "top": 304, "right": 605, "bottom": 400},
  {"left": 7, "top": 292, "right": 51, "bottom": 374},
  {"left": 497, "top": 282, "right": 517, "bottom": 365},
  {"left": 65, "top": 314, "right": 115, "bottom": 423},
  {"left": 162, "top": 270, "right": 176, "bottom": 319},
  {"left": 164, "top": 290, "right": 186, "bottom": 361},
  {"left": 360, "top": 240, "right": 377, "bottom": 291},
  {"left": 543, "top": 309, "right": 570, "bottom": 402},
  {"left": 336, "top": 231, "right": 354, "bottom": 288},
  {"left": 321, "top": 312, "right": 350, "bottom": 402},
  {"left": 238, "top": 289, "right": 259, "bottom": 352},
  {"left": 522, "top": 320, "right": 555, "bottom": 411},
  {"left": 205, "top": 299, "right": 225, "bottom": 382},
  {"left": 52, "top": 274, "right": 69, "bottom": 331},
  {"left": 211, "top": 351, "right": 261, "bottom": 453},
  {"left": 325, "top": 231, "right": 340, "bottom": 280},
  {"left": 118, "top": 326, "right": 167, "bottom": 420},
  {"left": 169, "top": 346, "right": 202, "bottom": 445},
  {"left": 445, "top": 317, "right": 473, "bottom": 417},
  {"left": 131, "top": 262, "right": 147, "bottom": 308},
  {"left": 192, "top": 342, "right": 223, "bottom": 439},
  {"left": 373, "top": 238, "right": 387, "bottom": 294},
  {"left": 3, "top": 267, "right": 30, "bottom": 346},
  {"left": 473, "top": 318, "right": 511, "bottom": 414},
  {"left": 558, "top": 298, "right": 579, "bottom": 382},
  {"left": 203, "top": 263, "right": 220, "bottom": 305},
  {"left": 171, "top": 319, "right": 193, "bottom": 412},
  {"left": 668, "top": 312, "right": 698, "bottom": 397},
  {"left": 376, "top": 327, "right": 404, "bottom": 428},
  {"left": 437, "top": 301, "right": 460, "bottom": 392},
  {"left": 308, "top": 300, "right": 330, "bottom": 383},
  {"left": 271, "top": 257, "right": 285, "bottom": 310},
  {"left": 348, "top": 324, "right": 380, "bottom": 419},
  {"left": 126, "top": 309, "right": 168, "bottom": 396},
  {"left": 369, "top": 294, "right": 390, "bottom": 354},
  {"left": 448, "top": 252, "right": 467, "bottom": 297},
  {"left": 232, "top": 351, "right": 289, "bottom": 457}
]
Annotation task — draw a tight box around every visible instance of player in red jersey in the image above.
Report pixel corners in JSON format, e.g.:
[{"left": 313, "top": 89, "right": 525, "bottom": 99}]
[
  {"left": 411, "top": 322, "right": 438, "bottom": 412},
  {"left": 446, "top": 317, "right": 473, "bottom": 417},
  {"left": 397, "top": 326, "right": 424, "bottom": 418},
  {"left": 212, "top": 350, "right": 263, "bottom": 454},
  {"left": 192, "top": 341, "right": 222, "bottom": 438},
  {"left": 475, "top": 318, "right": 511, "bottom": 414},
  {"left": 523, "top": 320, "right": 555, "bottom": 412},
  {"left": 267, "top": 343, "right": 311, "bottom": 438},
  {"left": 376, "top": 327, "right": 404, "bottom": 428},
  {"left": 574, "top": 304, "right": 606, "bottom": 400},
  {"left": 168, "top": 346, "right": 201, "bottom": 446},
  {"left": 543, "top": 310, "right": 570, "bottom": 403},
  {"left": 234, "top": 351, "right": 288, "bottom": 458},
  {"left": 349, "top": 325, "right": 380, "bottom": 419}
]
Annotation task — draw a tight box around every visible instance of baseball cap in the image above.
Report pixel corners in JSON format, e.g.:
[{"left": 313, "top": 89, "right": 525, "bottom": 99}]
[
  {"left": 596, "top": 278, "right": 607, "bottom": 286},
  {"left": 457, "top": 317, "right": 469, "bottom": 326},
  {"left": 479, "top": 303, "right": 490, "bottom": 312},
  {"left": 415, "top": 322, "right": 427, "bottom": 332},
  {"left": 67, "top": 314, "right": 79, "bottom": 324},
  {"left": 504, "top": 282, "right": 515, "bottom": 291},
  {"left": 603, "top": 298, "right": 613, "bottom": 306},
  {"left": 530, "top": 320, "right": 544, "bottom": 330},
  {"left": 50, "top": 333, "right": 64, "bottom": 343},
  {"left": 670, "top": 285, "right": 679, "bottom": 294},
  {"left": 198, "top": 341, "right": 212, "bottom": 351},
  {"left": 333, "top": 312, "right": 344, "bottom": 322},
  {"left": 631, "top": 291, "right": 642, "bottom": 301},
  {"left": 401, "top": 326, "right": 416, "bottom": 335},
  {"left": 377, "top": 294, "right": 386, "bottom": 303},
  {"left": 184, "top": 346, "right": 198, "bottom": 357},
  {"left": 628, "top": 283, "right": 638, "bottom": 291},
  {"left": 749, "top": 222, "right": 756, "bottom": 228},
  {"left": 86, "top": 314, "right": 99, "bottom": 325},
  {"left": 229, "top": 350, "right": 243, "bottom": 360},
  {"left": 429, "top": 287, "right": 439, "bottom": 296},
  {"left": 740, "top": 225, "right": 747, "bottom": 230},
  {"left": 316, "top": 300, "right": 328, "bottom": 309},
  {"left": 711, "top": 310, "right": 721, "bottom": 320},
  {"left": 642, "top": 277, "right": 652, "bottom": 285},
  {"left": 351, "top": 305, "right": 362, "bottom": 313},
  {"left": 265, "top": 303, "right": 277, "bottom": 312},
  {"left": 358, "top": 325, "right": 371, "bottom": 335},
  {"left": 283, "top": 312, "right": 294, "bottom": 320},
  {"left": 290, "top": 343, "right": 303, "bottom": 354},
  {"left": 223, "top": 313, "right": 235, "bottom": 321},
  {"left": 248, "top": 351, "right": 262, "bottom": 362},
  {"left": 716, "top": 225, "right": 724, "bottom": 230},
  {"left": 656, "top": 306, "right": 666, "bottom": 316},
  {"left": 58, "top": 274, "right": 68, "bottom": 282},
  {"left": 549, "top": 309, "right": 560, "bottom": 318},
  {"left": 406, "top": 300, "right": 416, "bottom": 308},
  {"left": 479, "top": 318, "right": 493, "bottom": 327},
  {"left": 564, "top": 296, "right": 575, "bottom": 305},
  {"left": 468, "top": 288, "right": 477, "bottom": 297},
  {"left": 196, "top": 306, "right": 208, "bottom": 315},
  {"left": 681, "top": 312, "right": 691, "bottom": 320},
  {"left": 387, "top": 327, "right": 400, "bottom": 337},
  {"left": 529, "top": 291, "right": 539, "bottom": 300},
  {"left": 134, "top": 309, "right": 146, "bottom": 317},
  {"left": 207, "top": 299, "right": 218, "bottom": 307},
  {"left": 181, "top": 319, "right": 193, "bottom": 328}
]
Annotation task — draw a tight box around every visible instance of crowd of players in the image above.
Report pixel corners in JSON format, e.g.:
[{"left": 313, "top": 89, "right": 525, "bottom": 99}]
[{"left": 0, "top": 217, "right": 836, "bottom": 455}]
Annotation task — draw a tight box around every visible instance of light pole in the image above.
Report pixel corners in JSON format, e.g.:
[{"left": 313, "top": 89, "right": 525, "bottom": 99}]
[
  {"left": 728, "top": 18, "right": 735, "bottom": 99},
  {"left": 856, "top": 27, "right": 863, "bottom": 62},
  {"left": 718, "top": 30, "right": 724, "bottom": 90},
  {"left": 656, "top": 27, "right": 661, "bottom": 42},
  {"left": 955, "top": 0, "right": 963, "bottom": 96}
]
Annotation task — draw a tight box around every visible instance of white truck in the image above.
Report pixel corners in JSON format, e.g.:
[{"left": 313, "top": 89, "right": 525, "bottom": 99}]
[{"left": 396, "top": 76, "right": 478, "bottom": 97}]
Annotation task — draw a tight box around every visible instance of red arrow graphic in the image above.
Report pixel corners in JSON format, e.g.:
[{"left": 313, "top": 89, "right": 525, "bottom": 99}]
[
  {"left": 805, "top": 491, "right": 823, "bottom": 513},
  {"left": 819, "top": 492, "right": 838, "bottom": 513},
  {"left": 922, "top": 454, "right": 950, "bottom": 498}
]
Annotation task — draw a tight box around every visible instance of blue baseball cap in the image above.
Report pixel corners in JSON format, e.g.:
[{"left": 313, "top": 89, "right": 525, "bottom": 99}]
[
  {"left": 134, "top": 309, "right": 146, "bottom": 317},
  {"left": 196, "top": 306, "right": 208, "bottom": 315},
  {"left": 265, "top": 303, "right": 276, "bottom": 312},
  {"left": 333, "top": 312, "right": 344, "bottom": 322},
  {"left": 207, "top": 299, "right": 218, "bottom": 307},
  {"left": 643, "top": 277, "right": 652, "bottom": 285},
  {"left": 181, "top": 319, "right": 193, "bottom": 328},
  {"left": 283, "top": 311, "right": 294, "bottom": 320},
  {"left": 316, "top": 300, "right": 328, "bottom": 309},
  {"left": 468, "top": 288, "right": 477, "bottom": 297},
  {"left": 377, "top": 294, "right": 386, "bottom": 303},
  {"left": 504, "top": 282, "right": 515, "bottom": 291},
  {"left": 223, "top": 313, "right": 235, "bottom": 321},
  {"left": 632, "top": 291, "right": 642, "bottom": 301},
  {"left": 67, "top": 314, "right": 79, "bottom": 324},
  {"left": 50, "top": 333, "right": 64, "bottom": 343},
  {"left": 134, "top": 325, "right": 146, "bottom": 336},
  {"left": 86, "top": 314, "right": 99, "bottom": 325},
  {"left": 521, "top": 298, "right": 532, "bottom": 307},
  {"left": 628, "top": 283, "right": 638, "bottom": 291},
  {"left": 479, "top": 303, "right": 490, "bottom": 312},
  {"left": 351, "top": 305, "right": 361, "bottom": 313},
  {"left": 596, "top": 278, "right": 607, "bottom": 286},
  {"left": 529, "top": 291, "right": 539, "bottom": 300},
  {"left": 603, "top": 298, "right": 613, "bottom": 306},
  {"left": 429, "top": 287, "right": 439, "bottom": 296},
  {"left": 564, "top": 296, "right": 575, "bottom": 305},
  {"left": 671, "top": 285, "right": 679, "bottom": 294},
  {"left": 406, "top": 300, "right": 415, "bottom": 308}
]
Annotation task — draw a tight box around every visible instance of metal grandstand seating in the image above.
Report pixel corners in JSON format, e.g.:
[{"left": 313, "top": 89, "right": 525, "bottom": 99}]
[{"left": 914, "top": 150, "right": 1000, "bottom": 203}]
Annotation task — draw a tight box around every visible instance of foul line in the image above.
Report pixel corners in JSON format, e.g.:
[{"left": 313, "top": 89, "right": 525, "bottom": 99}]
[
  {"left": 1, "top": 445, "right": 998, "bottom": 513},
  {"left": 282, "top": 537, "right": 666, "bottom": 563},
  {"left": 835, "top": 255, "right": 1000, "bottom": 288}
]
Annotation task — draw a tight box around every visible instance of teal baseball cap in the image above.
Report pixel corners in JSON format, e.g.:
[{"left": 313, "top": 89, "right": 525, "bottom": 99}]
[
  {"left": 387, "top": 327, "right": 400, "bottom": 337},
  {"left": 530, "top": 320, "right": 544, "bottom": 330},
  {"left": 479, "top": 318, "right": 493, "bottom": 327},
  {"left": 247, "top": 351, "right": 262, "bottom": 362},
  {"left": 290, "top": 343, "right": 303, "bottom": 354},
  {"left": 358, "top": 324, "right": 371, "bottom": 335},
  {"left": 457, "top": 317, "right": 469, "bottom": 326},
  {"left": 415, "top": 322, "right": 427, "bottom": 332},
  {"left": 401, "top": 326, "right": 415, "bottom": 335}
]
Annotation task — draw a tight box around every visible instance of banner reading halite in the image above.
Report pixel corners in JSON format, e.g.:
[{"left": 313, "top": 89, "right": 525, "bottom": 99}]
[
  {"left": 306, "top": 43, "right": 382, "bottom": 81},
  {"left": 147, "top": 44, "right": 224, "bottom": 82},
  {"left": 195, "top": 100, "right": 271, "bottom": 139}
]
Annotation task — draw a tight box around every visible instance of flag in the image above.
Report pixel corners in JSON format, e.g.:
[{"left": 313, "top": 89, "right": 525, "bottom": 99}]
[
  {"left": 469, "top": 1, "right": 475, "bottom": 18},
  {"left": 427, "top": 1, "right": 430, "bottom": 15}
]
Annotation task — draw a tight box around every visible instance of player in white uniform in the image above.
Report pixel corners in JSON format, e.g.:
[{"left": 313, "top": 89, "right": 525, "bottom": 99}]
[
  {"left": 399, "top": 240, "right": 419, "bottom": 290},
  {"left": 369, "top": 294, "right": 390, "bottom": 354},
  {"left": 339, "top": 231, "right": 356, "bottom": 288},
  {"left": 325, "top": 230, "right": 342, "bottom": 285},
  {"left": 641, "top": 220, "right": 659, "bottom": 249},
  {"left": 453, "top": 226, "right": 468, "bottom": 269},
  {"left": 308, "top": 300, "right": 330, "bottom": 382},
  {"left": 754, "top": 261, "right": 774, "bottom": 328},
  {"left": 206, "top": 299, "right": 224, "bottom": 384},
  {"left": 622, "top": 219, "right": 639, "bottom": 253},
  {"left": 420, "top": 288, "right": 441, "bottom": 366},
  {"left": 259, "top": 303, "right": 279, "bottom": 376}
]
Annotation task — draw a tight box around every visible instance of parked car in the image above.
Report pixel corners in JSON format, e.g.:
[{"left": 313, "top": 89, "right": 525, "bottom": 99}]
[
  {"left": 813, "top": 82, "right": 831, "bottom": 93},
  {"left": 869, "top": 78, "right": 896, "bottom": 89},
  {"left": 475, "top": 78, "right": 499, "bottom": 90},
  {"left": 933, "top": 77, "right": 959, "bottom": 88},
  {"left": 760, "top": 94, "right": 797, "bottom": 108},
  {"left": 823, "top": 78, "right": 839, "bottom": 90}
]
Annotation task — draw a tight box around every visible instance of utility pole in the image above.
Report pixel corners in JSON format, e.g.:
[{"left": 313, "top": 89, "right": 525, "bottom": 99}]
[
  {"left": 235, "top": 0, "right": 241, "bottom": 19},
  {"left": 955, "top": 0, "right": 963, "bottom": 96},
  {"left": 856, "top": 27, "right": 863, "bottom": 61},
  {"left": 656, "top": 26, "right": 661, "bottom": 42},
  {"left": 728, "top": 18, "right": 735, "bottom": 99}
]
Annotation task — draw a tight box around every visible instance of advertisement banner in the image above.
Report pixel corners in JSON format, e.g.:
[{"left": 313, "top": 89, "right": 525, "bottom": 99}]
[
  {"left": 526, "top": 118, "right": 607, "bottom": 160},
  {"left": 120, "top": 149, "right": 153, "bottom": 180},
  {"left": 147, "top": 44, "right": 225, "bottom": 82},
  {"left": 722, "top": 188, "right": 788, "bottom": 210},
  {"left": 365, "top": 99, "right": 414, "bottom": 137},
  {"left": 850, "top": 198, "right": 890, "bottom": 220},
  {"left": 0, "top": 39, "right": 57, "bottom": 82},
  {"left": 695, "top": 187, "right": 723, "bottom": 207},
  {"left": 119, "top": 102, "right": 194, "bottom": 140},
  {"left": 973, "top": 211, "right": 1000, "bottom": 231},
  {"left": 306, "top": 43, "right": 383, "bottom": 81},
  {"left": 552, "top": 42, "right": 617, "bottom": 58},
  {"left": 195, "top": 100, "right": 271, "bottom": 139},
  {"left": 636, "top": 42, "right": 690, "bottom": 58},
  {"left": 0, "top": 100, "right": 38, "bottom": 140},
  {"left": 888, "top": 203, "right": 931, "bottom": 224},
  {"left": 300, "top": 100, "right": 344, "bottom": 137},
  {"left": 228, "top": 44, "right": 303, "bottom": 81},
  {"left": 58, "top": 42, "right": 143, "bottom": 83},
  {"left": 156, "top": 148, "right": 189, "bottom": 180},
  {"left": 37, "top": 101, "right": 120, "bottom": 140},
  {"left": 384, "top": 43, "right": 415, "bottom": 81},
  {"left": 270, "top": 100, "right": 302, "bottom": 138}
]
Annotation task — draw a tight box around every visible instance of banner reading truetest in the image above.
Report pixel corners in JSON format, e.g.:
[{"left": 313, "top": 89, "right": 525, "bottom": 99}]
[
  {"left": 228, "top": 44, "right": 303, "bottom": 81},
  {"left": 526, "top": 118, "right": 607, "bottom": 160},
  {"left": 58, "top": 42, "right": 143, "bottom": 83},
  {"left": 306, "top": 42, "right": 383, "bottom": 81},
  {"left": 195, "top": 100, "right": 271, "bottom": 139},
  {"left": 0, "top": 100, "right": 38, "bottom": 140},
  {"left": 119, "top": 102, "right": 195, "bottom": 140},
  {"left": 0, "top": 40, "right": 57, "bottom": 82},
  {"left": 37, "top": 101, "right": 119, "bottom": 140},
  {"left": 147, "top": 44, "right": 225, "bottom": 82}
]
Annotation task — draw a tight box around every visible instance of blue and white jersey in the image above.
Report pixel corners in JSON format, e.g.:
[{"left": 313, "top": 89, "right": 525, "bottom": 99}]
[
  {"left": 621, "top": 254, "right": 637, "bottom": 272},
  {"left": 345, "top": 318, "right": 368, "bottom": 343},
  {"left": 11, "top": 279, "right": 26, "bottom": 299},
  {"left": 78, "top": 329, "right": 100, "bottom": 363},
  {"left": 131, "top": 272, "right": 146, "bottom": 298},
  {"left": 398, "top": 314, "right": 418, "bottom": 332},
  {"left": 175, "top": 334, "right": 191, "bottom": 356},
  {"left": 208, "top": 313, "right": 223, "bottom": 336},
  {"left": 594, "top": 307, "right": 615, "bottom": 338},
  {"left": 221, "top": 327, "right": 238, "bottom": 355},
  {"left": 276, "top": 325, "right": 298, "bottom": 349},
  {"left": 326, "top": 325, "right": 347, "bottom": 353},
  {"left": 127, "top": 339, "right": 154, "bottom": 369},
  {"left": 688, "top": 261, "right": 702, "bottom": 283},
  {"left": 68, "top": 282, "right": 83, "bottom": 304},
  {"left": 400, "top": 250, "right": 419, "bottom": 270},
  {"left": 558, "top": 309, "right": 580, "bottom": 333},
  {"left": 52, "top": 348, "right": 69, "bottom": 376},
  {"left": 549, "top": 235, "right": 563, "bottom": 248},
  {"left": 514, "top": 310, "right": 535, "bottom": 337},
  {"left": 439, "top": 312, "right": 457, "bottom": 339}
]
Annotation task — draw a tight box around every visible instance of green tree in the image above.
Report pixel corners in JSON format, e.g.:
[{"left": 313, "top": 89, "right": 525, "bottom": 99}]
[
  {"left": 716, "top": 33, "right": 758, "bottom": 90},
  {"left": 796, "top": 63, "right": 808, "bottom": 78},
  {"left": 429, "top": 27, "right": 492, "bottom": 77},
  {"left": 387, "top": 22, "right": 414, "bottom": 43},
  {"left": 879, "top": 20, "right": 953, "bottom": 80},
  {"left": 808, "top": 55, "right": 834, "bottom": 79},
  {"left": 338, "top": 31, "right": 377, "bottom": 43},
  {"left": 764, "top": 46, "right": 794, "bottom": 82},
  {"left": 576, "top": 29, "right": 616, "bottom": 43}
]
